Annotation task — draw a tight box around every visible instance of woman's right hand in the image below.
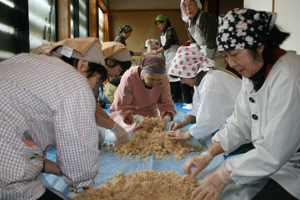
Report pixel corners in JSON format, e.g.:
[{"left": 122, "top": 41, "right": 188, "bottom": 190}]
[
  {"left": 111, "top": 123, "right": 129, "bottom": 143},
  {"left": 182, "top": 151, "right": 213, "bottom": 177},
  {"left": 43, "top": 159, "right": 62, "bottom": 176},
  {"left": 169, "top": 118, "right": 188, "bottom": 131},
  {"left": 133, "top": 114, "right": 149, "bottom": 128}
]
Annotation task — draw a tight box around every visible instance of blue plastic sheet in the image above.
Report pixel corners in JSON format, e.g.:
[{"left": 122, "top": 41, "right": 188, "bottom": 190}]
[{"left": 43, "top": 103, "right": 212, "bottom": 197}]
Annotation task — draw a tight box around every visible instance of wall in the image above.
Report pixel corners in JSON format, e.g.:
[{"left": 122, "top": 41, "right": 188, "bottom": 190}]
[
  {"left": 110, "top": 10, "right": 188, "bottom": 54},
  {"left": 219, "top": 0, "right": 243, "bottom": 15},
  {"left": 274, "top": 0, "right": 300, "bottom": 53},
  {"left": 244, "top": 0, "right": 273, "bottom": 11},
  {"left": 244, "top": 0, "right": 300, "bottom": 53}
]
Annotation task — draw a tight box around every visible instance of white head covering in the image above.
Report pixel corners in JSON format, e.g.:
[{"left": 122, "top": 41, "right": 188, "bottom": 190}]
[
  {"left": 180, "top": 0, "right": 202, "bottom": 22},
  {"left": 169, "top": 44, "right": 214, "bottom": 78}
]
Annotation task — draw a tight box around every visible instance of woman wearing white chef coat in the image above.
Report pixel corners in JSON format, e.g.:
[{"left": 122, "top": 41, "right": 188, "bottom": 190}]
[
  {"left": 168, "top": 44, "right": 241, "bottom": 148},
  {"left": 183, "top": 8, "right": 300, "bottom": 200},
  {"left": 168, "top": 44, "right": 242, "bottom": 178}
]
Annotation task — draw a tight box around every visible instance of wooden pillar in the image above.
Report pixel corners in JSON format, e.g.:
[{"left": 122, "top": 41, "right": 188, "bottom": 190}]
[
  {"left": 205, "top": 0, "right": 219, "bottom": 19},
  {"left": 89, "top": 0, "right": 98, "bottom": 38},
  {"left": 57, "top": 0, "right": 71, "bottom": 40}
]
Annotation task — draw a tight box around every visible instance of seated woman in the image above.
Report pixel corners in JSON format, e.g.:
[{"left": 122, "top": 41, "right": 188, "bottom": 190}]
[
  {"left": 109, "top": 55, "right": 176, "bottom": 134},
  {"left": 0, "top": 37, "right": 108, "bottom": 199},
  {"left": 168, "top": 44, "right": 242, "bottom": 177},
  {"left": 168, "top": 44, "right": 241, "bottom": 147},
  {"left": 183, "top": 8, "right": 300, "bottom": 200},
  {"left": 91, "top": 42, "right": 132, "bottom": 142}
]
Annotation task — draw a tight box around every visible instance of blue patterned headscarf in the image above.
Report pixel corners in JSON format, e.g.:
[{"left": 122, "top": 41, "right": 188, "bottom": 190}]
[{"left": 217, "top": 8, "right": 277, "bottom": 51}]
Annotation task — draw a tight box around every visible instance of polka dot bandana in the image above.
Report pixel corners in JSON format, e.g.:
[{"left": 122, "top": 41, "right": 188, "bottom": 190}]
[
  {"left": 217, "top": 8, "right": 277, "bottom": 51},
  {"left": 169, "top": 44, "right": 214, "bottom": 78}
]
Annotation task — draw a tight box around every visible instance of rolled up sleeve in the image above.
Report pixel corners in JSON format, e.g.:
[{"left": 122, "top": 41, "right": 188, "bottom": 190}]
[{"left": 54, "top": 89, "right": 100, "bottom": 189}]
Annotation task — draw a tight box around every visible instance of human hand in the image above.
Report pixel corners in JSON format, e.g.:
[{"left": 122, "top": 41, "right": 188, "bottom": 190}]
[
  {"left": 144, "top": 50, "right": 156, "bottom": 56},
  {"left": 192, "top": 167, "right": 231, "bottom": 200},
  {"left": 182, "top": 151, "right": 213, "bottom": 177},
  {"left": 169, "top": 118, "right": 188, "bottom": 131},
  {"left": 22, "top": 139, "right": 37, "bottom": 147},
  {"left": 168, "top": 130, "right": 192, "bottom": 140},
  {"left": 133, "top": 114, "right": 150, "bottom": 128},
  {"left": 111, "top": 122, "right": 129, "bottom": 143},
  {"left": 43, "top": 159, "right": 62, "bottom": 176}
]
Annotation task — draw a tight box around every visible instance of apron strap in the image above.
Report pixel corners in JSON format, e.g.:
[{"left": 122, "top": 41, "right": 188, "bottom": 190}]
[
  {"left": 212, "top": 66, "right": 241, "bottom": 79},
  {"left": 188, "top": 11, "right": 203, "bottom": 28}
]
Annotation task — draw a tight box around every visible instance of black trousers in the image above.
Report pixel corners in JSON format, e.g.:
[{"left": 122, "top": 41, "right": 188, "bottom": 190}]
[
  {"left": 252, "top": 178, "right": 297, "bottom": 200},
  {"left": 170, "top": 81, "right": 183, "bottom": 102},
  {"left": 38, "top": 188, "right": 64, "bottom": 200},
  {"left": 180, "top": 82, "right": 193, "bottom": 104}
]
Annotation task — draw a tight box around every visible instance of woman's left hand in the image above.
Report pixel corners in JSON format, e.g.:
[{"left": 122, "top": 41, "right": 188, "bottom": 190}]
[
  {"left": 168, "top": 130, "right": 191, "bottom": 140},
  {"left": 192, "top": 167, "right": 231, "bottom": 200}
]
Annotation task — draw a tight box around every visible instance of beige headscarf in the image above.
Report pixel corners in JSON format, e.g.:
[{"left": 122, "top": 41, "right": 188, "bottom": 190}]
[
  {"left": 102, "top": 42, "right": 131, "bottom": 62},
  {"left": 32, "top": 37, "right": 105, "bottom": 66}
]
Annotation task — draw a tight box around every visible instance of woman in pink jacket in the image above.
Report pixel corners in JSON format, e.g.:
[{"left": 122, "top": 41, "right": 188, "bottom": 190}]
[{"left": 109, "top": 55, "right": 176, "bottom": 134}]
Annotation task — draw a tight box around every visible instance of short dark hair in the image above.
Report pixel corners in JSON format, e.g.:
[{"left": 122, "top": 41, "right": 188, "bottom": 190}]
[
  {"left": 155, "top": 20, "right": 171, "bottom": 27},
  {"left": 61, "top": 56, "right": 108, "bottom": 84},
  {"left": 248, "top": 24, "right": 290, "bottom": 64},
  {"left": 105, "top": 58, "right": 131, "bottom": 75}
]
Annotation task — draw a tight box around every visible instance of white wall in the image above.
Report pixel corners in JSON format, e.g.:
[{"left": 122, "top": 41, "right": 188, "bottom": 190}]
[
  {"left": 244, "top": 0, "right": 273, "bottom": 11},
  {"left": 274, "top": 0, "right": 300, "bottom": 53},
  {"left": 244, "top": 0, "right": 300, "bottom": 53}
]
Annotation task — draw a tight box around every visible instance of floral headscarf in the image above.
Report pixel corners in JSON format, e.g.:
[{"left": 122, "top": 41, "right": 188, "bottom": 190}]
[
  {"left": 217, "top": 8, "right": 277, "bottom": 51},
  {"left": 169, "top": 44, "right": 214, "bottom": 78},
  {"left": 180, "top": 0, "right": 202, "bottom": 22}
]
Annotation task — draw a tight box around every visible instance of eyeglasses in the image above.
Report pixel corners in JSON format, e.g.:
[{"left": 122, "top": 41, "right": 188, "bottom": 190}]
[
  {"left": 181, "top": 1, "right": 196, "bottom": 10},
  {"left": 146, "top": 77, "right": 163, "bottom": 85}
]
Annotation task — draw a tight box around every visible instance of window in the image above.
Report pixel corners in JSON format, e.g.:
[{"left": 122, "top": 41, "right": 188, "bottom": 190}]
[
  {"left": 28, "top": 0, "right": 57, "bottom": 49},
  {"left": 71, "top": 0, "right": 89, "bottom": 38},
  {"left": 0, "top": 0, "right": 29, "bottom": 60},
  {"left": 98, "top": 6, "right": 103, "bottom": 43}
]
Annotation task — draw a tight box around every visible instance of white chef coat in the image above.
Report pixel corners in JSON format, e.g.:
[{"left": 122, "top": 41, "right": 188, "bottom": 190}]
[
  {"left": 213, "top": 51, "right": 300, "bottom": 199},
  {"left": 187, "top": 69, "right": 242, "bottom": 148},
  {"left": 0, "top": 53, "right": 100, "bottom": 199}
]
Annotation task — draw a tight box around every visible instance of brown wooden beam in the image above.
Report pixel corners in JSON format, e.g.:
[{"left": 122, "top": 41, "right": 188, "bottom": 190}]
[
  {"left": 57, "top": 0, "right": 71, "bottom": 40},
  {"left": 97, "top": 0, "right": 109, "bottom": 13},
  {"left": 109, "top": 9, "right": 181, "bottom": 13},
  {"left": 89, "top": 0, "right": 98, "bottom": 38}
]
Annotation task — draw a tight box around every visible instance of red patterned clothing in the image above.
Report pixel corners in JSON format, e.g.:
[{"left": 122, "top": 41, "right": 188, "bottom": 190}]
[{"left": 0, "top": 53, "right": 100, "bottom": 199}]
